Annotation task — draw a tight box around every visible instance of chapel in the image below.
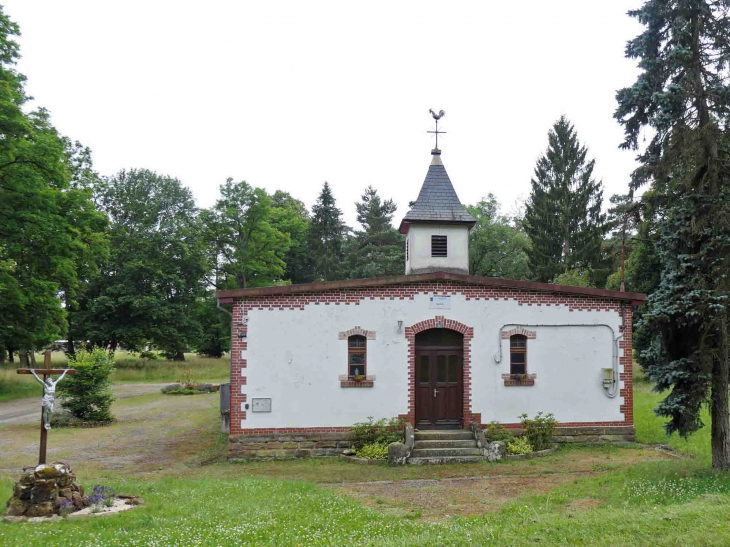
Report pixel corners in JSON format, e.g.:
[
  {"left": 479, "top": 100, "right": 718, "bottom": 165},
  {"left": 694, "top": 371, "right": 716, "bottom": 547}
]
[{"left": 218, "top": 142, "right": 644, "bottom": 463}]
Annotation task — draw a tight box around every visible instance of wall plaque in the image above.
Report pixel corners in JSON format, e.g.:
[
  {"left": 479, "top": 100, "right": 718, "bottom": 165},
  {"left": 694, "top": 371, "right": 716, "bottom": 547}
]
[
  {"left": 429, "top": 295, "right": 451, "bottom": 310},
  {"left": 251, "top": 398, "right": 272, "bottom": 412}
]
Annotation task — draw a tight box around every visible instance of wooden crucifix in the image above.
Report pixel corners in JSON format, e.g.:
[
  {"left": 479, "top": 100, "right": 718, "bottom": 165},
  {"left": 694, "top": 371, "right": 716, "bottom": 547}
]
[{"left": 16, "top": 351, "right": 75, "bottom": 465}]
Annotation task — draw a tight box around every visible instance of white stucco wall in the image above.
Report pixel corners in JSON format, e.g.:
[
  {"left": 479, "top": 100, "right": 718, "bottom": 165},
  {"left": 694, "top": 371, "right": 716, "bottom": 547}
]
[
  {"left": 405, "top": 224, "right": 469, "bottom": 274},
  {"left": 241, "top": 292, "right": 626, "bottom": 429}
]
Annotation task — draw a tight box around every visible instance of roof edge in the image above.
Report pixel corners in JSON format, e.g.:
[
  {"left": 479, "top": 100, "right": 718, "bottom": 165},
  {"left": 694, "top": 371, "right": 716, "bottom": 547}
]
[{"left": 216, "top": 271, "right": 647, "bottom": 303}]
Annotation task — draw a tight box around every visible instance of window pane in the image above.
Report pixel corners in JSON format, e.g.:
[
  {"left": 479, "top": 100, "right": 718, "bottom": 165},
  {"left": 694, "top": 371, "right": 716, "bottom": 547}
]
[
  {"left": 510, "top": 335, "right": 526, "bottom": 348},
  {"left": 437, "top": 355, "right": 446, "bottom": 382},
  {"left": 349, "top": 336, "right": 366, "bottom": 348},
  {"left": 349, "top": 353, "right": 365, "bottom": 365},
  {"left": 349, "top": 365, "right": 364, "bottom": 377},
  {"left": 510, "top": 353, "right": 525, "bottom": 365},
  {"left": 419, "top": 356, "right": 429, "bottom": 383},
  {"left": 448, "top": 355, "right": 459, "bottom": 382},
  {"left": 510, "top": 363, "right": 526, "bottom": 375}
]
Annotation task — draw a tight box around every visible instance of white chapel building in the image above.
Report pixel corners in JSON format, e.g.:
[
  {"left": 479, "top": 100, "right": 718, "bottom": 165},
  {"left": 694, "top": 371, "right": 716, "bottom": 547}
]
[{"left": 218, "top": 146, "right": 644, "bottom": 461}]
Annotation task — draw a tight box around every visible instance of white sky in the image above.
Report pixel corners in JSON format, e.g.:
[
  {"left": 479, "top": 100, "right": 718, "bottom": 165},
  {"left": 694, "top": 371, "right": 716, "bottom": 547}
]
[{"left": 5, "top": 1, "right": 645, "bottom": 227}]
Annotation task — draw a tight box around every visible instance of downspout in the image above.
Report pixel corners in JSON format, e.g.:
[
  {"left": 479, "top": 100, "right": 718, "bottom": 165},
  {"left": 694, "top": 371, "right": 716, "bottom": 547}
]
[{"left": 494, "top": 323, "right": 622, "bottom": 398}]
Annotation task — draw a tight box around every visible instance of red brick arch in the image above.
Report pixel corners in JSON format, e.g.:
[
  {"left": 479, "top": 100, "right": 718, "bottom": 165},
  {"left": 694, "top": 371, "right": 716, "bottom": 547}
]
[{"left": 402, "top": 316, "right": 474, "bottom": 428}]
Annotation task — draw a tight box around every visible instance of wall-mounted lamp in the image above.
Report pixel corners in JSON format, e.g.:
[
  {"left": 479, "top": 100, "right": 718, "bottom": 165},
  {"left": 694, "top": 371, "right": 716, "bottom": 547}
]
[{"left": 397, "top": 320, "right": 403, "bottom": 334}]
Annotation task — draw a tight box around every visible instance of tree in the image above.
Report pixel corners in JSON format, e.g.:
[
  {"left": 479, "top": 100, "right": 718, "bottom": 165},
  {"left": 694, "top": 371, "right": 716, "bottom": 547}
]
[
  {"left": 270, "top": 190, "right": 313, "bottom": 284},
  {"left": 467, "top": 194, "right": 531, "bottom": 280},
  {"left": 75, "top": 169, "right": 208, "bottom": 359},
  {"left": 203, "top": 179, "right": 290, "bottom": 289},
  {"left": 309, "top": 182, "right": 348, "bottom": 281},
  {"left": 0, "top": 7, "right": 107, "bottom": 363},
  {"left": 58, "top": 347, "right": 116, "bottom": 422},
  {"left": 523, "top": 116, "right": 609, "bottom": 284},
  {"left": 192, "top": 294, "right": 231, "bottom": 358},
  {"left": 345, "top": 186, "right": 404, "bottom": 279},
  {"left": 615, "top": 0, "right": 730, "bottom": 468}
]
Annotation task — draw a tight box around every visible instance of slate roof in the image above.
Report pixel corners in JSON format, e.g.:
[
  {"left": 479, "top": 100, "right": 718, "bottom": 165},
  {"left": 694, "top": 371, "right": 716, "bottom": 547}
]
[{"left": 399, "top": 155, "right": 476, "bottom": 232}]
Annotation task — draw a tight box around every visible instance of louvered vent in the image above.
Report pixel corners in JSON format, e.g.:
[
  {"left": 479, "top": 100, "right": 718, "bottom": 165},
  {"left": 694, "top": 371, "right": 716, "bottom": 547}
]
[{"left": 431, "top": 235, "right": 447, "bottom": 257}]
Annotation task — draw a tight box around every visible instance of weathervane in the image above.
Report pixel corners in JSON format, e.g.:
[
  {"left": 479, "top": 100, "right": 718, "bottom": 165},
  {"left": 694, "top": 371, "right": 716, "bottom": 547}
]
[{"left": 427, "top": 109, "right": 446, "bottom": 150}]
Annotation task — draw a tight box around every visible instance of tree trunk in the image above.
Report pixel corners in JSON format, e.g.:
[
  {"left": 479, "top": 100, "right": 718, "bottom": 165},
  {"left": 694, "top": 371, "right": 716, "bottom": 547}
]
[
  {"left": 8, "top": 347, "right": 14, "bottom": 363},
  {"left": 711, "top": 316, "right": 730, "bottom": 469},
  {"left": 67, "top": 337, "right": 75, "bottom": 356},
  {"left": 0, "top": 348, "right": 5, "bottom": 363},
  {"left": 18, "top": 349, "right": 29, "bottom": 367},
  {"left": 30, "top": 351, "right": 37, "bottom": 366},
  {"left": 173, "top": 350, "right": 186, "bottom": 361}
]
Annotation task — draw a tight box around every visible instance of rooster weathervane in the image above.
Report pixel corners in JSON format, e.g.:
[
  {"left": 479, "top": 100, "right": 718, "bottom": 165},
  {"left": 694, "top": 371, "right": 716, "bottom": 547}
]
[{"left": 427, "top": 109, "right": 446, "bottom": 149}]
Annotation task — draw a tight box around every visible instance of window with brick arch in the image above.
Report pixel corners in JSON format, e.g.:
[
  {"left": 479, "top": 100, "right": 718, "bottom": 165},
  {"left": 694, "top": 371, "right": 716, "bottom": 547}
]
[
  {"left": 510, "top": 334, "right": 527, "bottom": 375},
  {"left": 348, "top": 335, "right": 367, "bottom": 378}
]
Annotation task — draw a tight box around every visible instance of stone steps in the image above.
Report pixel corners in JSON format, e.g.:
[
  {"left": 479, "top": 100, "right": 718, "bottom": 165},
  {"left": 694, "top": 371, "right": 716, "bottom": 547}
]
[
  {"left": 407, "top": 455, "right": 484, "bottom": 465},
  {"left": 414, "top": 430, "right": 474, "bottom": 441},
  {"left": 412, "top": 439, "right": 477, "bottom": 449},
  {"left": 408, "top": 429, "right": 482, "bottom": 464}
]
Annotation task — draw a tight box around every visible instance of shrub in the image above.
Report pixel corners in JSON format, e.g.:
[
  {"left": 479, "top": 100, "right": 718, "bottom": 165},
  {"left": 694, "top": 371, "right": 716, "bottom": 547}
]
[
  {"left": 519, "top": 411, "right": 557, "bottom": 451},
  {"left": 351, "top": 416, "right": 404, "bottom": 448},
  {"left": 58, "top": 498, "right": 74, "bottom": 517},
  {"left": 507, "top": 437, "right": 533, "bottom": 455},
  {"left": 355, "top": 442, "right": 389, "bottom": 460},
  {"left": 484, "top": 421, "right": 515, "bottom": 443},
  {"left": 57, "top": 348, "right": 116, "bottom": 422}
]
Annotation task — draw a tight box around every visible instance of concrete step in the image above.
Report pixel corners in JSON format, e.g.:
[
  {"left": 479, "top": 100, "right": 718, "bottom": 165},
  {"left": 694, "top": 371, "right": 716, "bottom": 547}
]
[
  {"left": 413, "top": 439, "right": 477, "bottom": 449},
  {"left": 414, "top": 430, "right": 474, "bottom": 441},
  {"left": 410, "top": 447, "right": 482, "bottom": 458},
  {"left": 407, "top": 455, "right": 484, "bottom": 465}
]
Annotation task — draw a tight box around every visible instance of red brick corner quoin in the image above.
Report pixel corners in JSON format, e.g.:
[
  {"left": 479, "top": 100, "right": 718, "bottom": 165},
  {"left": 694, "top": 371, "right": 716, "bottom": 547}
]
[{"left": 402, "top": 316, "right": 474, "bottom": 428}]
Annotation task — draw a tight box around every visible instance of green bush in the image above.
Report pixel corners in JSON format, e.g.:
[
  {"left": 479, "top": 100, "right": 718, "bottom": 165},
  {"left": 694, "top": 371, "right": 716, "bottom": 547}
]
[
  {"left": 483, "top": 421, "right": 516, "bottom": 443},
  {"left": 507, "top": 437, "right": 533, "bottom": 455},
  {"left": 351, "top": 416, "right": 404, "bottom": 448},
  {"left": 355, "top": 442, "right": 389, "bottom": 460},
  {"left": 519, "top": 411, "right": 557, "bottom": 451},
  {"left": 57, "top": 348, "right": 116, "bottom": 422}
]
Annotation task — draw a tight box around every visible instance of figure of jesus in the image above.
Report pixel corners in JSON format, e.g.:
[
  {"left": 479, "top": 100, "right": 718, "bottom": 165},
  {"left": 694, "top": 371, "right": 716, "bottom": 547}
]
[{"left": 30, "top": 369, "right": 68, "bottom": 430}]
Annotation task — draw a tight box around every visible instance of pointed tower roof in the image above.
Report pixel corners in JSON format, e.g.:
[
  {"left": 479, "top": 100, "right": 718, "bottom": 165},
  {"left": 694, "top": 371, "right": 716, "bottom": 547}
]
[{"left": 399, "top": 149, "right": 476, "bottom": 234}]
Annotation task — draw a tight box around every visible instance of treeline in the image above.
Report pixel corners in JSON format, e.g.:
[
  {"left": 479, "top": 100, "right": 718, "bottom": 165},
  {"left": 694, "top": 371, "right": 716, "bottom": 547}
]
[{"left": 0, "top": 6, "right": 634, "bottom": 364}]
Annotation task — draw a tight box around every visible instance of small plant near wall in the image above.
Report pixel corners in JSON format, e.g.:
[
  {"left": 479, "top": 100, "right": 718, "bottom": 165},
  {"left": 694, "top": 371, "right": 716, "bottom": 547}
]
[
  {"left": 519, "top": 411, "right": 557, "bottom": 451},
  {"left": 507, "top": 437, "right": 533, "bottom": 455},
  {"left": 484, "top": 421, "right": 516, "bottom": 444},
  {"left": 351, "top": 416, "right": 404, "bottom": 448},
  {"left": 355, "top": 443, "right": 389, "bottom": 460}
]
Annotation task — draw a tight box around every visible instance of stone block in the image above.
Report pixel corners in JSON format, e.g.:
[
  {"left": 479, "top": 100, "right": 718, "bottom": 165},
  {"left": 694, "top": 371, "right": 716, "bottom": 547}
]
[
  {"left": 26, "top": 501, "right": 55, "bottom": 518},
  {"left": 337, "top": 441, "right": 353, "bottom": 449},
  {"left": 281, "top": 442, "right": 298, "bottom": 449},
  {"left": 552, "top": 436, "right": 577, "bottom": 443},
  {"left": 388, "top": 442, "right": 408, "bottom": 466},
  {"left": 58, "top": 487, "right": 73, "bottom": 500},
  {"left": 19, "top": 472, "right": 35, "bottom": 486},
  {"left": 316, "top": 441, "right": 337, "bottom": 448},
  {"left": 72, "top": 492, "right": 83, "bottom": 510},
  {"left": 5, "top": 498, "right": 29, "bottom": 517},
  {"left": 486, "top": 441, "right": 506, "bottom": 462},
  {"left": 30, "top": 479, "right": 58, "bottom": 504},
  {"left": 58, "top": 473, "right": 75, "bottom": 487},
  {"left": 265, "top": 442, "right": 283, "bottom": 449},
  {"left": 294, "top": 449, "right": 311, "bottom": 458},
  {"left": 298, "top": 442, "right": 315, "bottom": 449},
  {"left": 34, "top": 465, "right": 60, "bottom": 480},
  {"left": 13, "top": 484, "right": 31, "bottom": 501}
]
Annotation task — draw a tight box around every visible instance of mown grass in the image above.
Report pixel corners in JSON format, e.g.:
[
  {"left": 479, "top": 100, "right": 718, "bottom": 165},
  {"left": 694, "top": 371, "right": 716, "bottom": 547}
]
[{"left": 0, "top": 352, "right": 229, "bottom": 402}]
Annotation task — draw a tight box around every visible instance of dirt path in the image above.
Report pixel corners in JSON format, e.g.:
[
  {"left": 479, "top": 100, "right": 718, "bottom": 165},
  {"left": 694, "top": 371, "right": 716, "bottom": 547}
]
[
  {"left": 0, "top": 386, "right": 220, "bottom": 477},
  {"left": 0, "top": 383, "right": 169, "bottom": 426}
]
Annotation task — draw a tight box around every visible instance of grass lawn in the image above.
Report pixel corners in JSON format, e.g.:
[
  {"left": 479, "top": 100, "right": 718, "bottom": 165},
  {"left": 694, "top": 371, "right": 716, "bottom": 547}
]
[
  {"left": 2, "top": 363, "right": 730, "bottom": 545},
  {"left": 0, "top": 352, "right": 230, "bottom": 403}
]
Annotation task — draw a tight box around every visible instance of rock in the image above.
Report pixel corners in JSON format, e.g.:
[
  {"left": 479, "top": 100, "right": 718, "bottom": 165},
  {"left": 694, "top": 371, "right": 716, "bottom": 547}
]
[
  {"left": 485, "top": 441, "right": 507, "bottom": 462},
  {"left": 195, "top": 383, "right": 213, "bottom": 392},
  {"left": 13, "top": 483, "right": 32, "bottom": 501},
  {"left": 161, "top": 383, "right": 182, "bottom": 393},
  {"left": 26, "top": 501, "right": 55, "bottom": 518},
  {"left": 19, "top": 471, "right": 35, "bottom": 486},
  {"left": 123, "top": 497, "right": 144, "bottom": 506},
  {"left": 5, "top": 498, "right": 29, "bottom": 517},
  {"left": 34, "top": 464, "right": 60, "bottom": 480},
  {"left": 342, "top": 449, "right": 356, "bottom": 456},
  {"left": 59, "top": 487, "right": 73, "bottom": 500},
  {"left": 28, "top": 515, "right": 61, "bottom": 522},
  {"left": 30, "top": 479, "right": 58, "bottom": 504},
  {"left": 71, "top": 492, "right": 84, "bottom": 510},
  {"left": 58, "top": 472, "right": 75, "bottom": 487},
  {"left": 3, "top": 515, "right": 29, "bottom": 523},
  {"left": 387, "top": 442, "right": 408, "bottom": 466}
]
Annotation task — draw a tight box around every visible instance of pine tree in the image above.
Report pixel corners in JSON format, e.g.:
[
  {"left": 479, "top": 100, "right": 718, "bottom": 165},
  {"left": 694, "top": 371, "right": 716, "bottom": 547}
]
[
  {"left": 615, "top": 0, "right": 730, "bottom": 468},
  {"left": 345, "top": 186, "right": 404, "bottom": 279},
  {"left": 309, "top": 182, "right": 348, "bottom": 281},
  {"left": 523, "top": 116, "right": 608, "bottom": 283}
]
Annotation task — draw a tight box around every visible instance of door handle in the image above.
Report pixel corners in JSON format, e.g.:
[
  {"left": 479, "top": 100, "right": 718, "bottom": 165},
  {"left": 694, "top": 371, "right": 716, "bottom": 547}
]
[{"left": 434, "top": 389, "right": 439, "bottom": 398}]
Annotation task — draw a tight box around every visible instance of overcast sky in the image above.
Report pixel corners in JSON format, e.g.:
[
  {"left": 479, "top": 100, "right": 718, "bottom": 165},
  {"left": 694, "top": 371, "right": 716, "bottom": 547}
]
[{"left": 5, "top": 1, "right": 644, "bottom": 227}]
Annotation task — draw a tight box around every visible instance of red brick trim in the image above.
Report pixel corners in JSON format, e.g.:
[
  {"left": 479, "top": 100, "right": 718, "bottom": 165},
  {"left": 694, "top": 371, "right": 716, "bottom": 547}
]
[
  {"left": 619, "top": 302, "right": 634, "bottom": 426},
  {"left": 501, "top": 327, "right": 537, "bottom": 339},
  {"left": 404, "top": 315, "right": 474, "bottom": 428},
  {"left": 339, "top": 327, "right": 376, "bottom": 340}
]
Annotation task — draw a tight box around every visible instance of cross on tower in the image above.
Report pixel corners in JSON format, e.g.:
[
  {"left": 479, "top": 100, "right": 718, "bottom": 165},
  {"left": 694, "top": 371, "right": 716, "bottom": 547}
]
[{"left": 427, "top": 109, "right": 446, "bottom": 150}]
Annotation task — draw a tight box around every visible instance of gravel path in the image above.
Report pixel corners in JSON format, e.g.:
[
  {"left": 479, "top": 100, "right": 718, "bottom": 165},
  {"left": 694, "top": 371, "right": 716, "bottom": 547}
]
[{"left": 0, "top": 383, "right": 169, "bottom": 426}]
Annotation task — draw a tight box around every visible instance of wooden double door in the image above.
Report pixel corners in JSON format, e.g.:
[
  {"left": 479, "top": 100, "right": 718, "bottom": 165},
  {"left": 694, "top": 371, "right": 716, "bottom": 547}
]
[{"left": 415, "top": 348, "right": 464, "bottom": 429}]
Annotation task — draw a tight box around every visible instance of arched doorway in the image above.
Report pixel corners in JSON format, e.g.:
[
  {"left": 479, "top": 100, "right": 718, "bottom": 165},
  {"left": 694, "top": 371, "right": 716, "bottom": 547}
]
[{"left": 414, "top": 328, "right": 464, "bottom": 429}]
